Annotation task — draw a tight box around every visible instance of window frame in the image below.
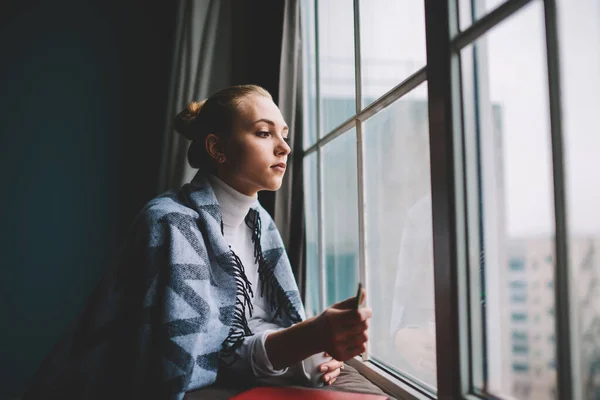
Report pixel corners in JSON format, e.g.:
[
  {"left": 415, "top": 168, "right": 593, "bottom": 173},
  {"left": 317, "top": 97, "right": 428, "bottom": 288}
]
[{"left": 300, "top": 0, "right": 580, "bottom": 399}]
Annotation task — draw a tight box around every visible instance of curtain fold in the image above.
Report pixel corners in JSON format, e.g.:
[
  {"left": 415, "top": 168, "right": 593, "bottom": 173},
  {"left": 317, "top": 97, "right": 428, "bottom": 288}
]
[
  {"left": 275, "top": 0, "right": 306, "bottom": 300},
  {"left": 158, "top": 0, "right": 232, "bottom": 193}
]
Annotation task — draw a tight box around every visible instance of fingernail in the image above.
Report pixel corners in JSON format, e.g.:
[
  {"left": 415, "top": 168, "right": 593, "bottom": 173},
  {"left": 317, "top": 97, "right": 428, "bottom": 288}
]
[{"left": 321, "top": 366, "right": 328, "bottom": 372}]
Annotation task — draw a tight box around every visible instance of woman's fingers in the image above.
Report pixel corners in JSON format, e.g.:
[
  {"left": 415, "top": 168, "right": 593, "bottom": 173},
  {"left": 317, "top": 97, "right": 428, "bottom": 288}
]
[
  {"left": 344, "top": 342, "right": 367, "bottom": 359},
  {"left": 332, "top": 294, "right": 361, "bottom": 310},
  {"left": 335, "top": 308, "right": 372, "bottom": 332},
  {"left": 332, "top": 289, "right": 369, "bottom": 310},
  {"left": 343, "top": 320, "right": 368, "bottom": 335},
  {"left": 319, "top": 358, "right": 343, "bottom": 372},
  {"left": 322, "top": 363, "right": 342, "bottom": 384}
]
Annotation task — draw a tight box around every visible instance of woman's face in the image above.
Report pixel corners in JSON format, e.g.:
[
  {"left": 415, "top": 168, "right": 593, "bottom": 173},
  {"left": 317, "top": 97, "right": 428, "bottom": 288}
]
[{"left": 218, "top": 94, "right": 291, "bottom": 196}]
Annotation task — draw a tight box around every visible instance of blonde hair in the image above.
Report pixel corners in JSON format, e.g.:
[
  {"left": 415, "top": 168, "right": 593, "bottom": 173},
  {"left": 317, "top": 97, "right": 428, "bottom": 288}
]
[{"left": 173, "top": 85, "right": 272, "bottom": 169}]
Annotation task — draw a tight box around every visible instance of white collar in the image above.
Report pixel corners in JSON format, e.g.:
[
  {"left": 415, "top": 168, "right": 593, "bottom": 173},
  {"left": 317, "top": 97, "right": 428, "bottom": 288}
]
[{"left": 208, "top": 174, "right": 258, "bottom": 227}]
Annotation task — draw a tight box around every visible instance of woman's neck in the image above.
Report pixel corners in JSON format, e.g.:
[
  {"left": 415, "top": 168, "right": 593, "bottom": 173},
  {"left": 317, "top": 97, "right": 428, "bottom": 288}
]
[
  {"left": 213, "top": 170, "right": 259, "bottom": 197},
  {"left": 208, "top": 174, "right": 257, "bottom": 227}
]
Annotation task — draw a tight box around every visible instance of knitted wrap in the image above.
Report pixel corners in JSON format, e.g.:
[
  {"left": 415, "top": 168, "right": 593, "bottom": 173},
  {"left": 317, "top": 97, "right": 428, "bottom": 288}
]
[{"left": 24, "top": 172, "right": 305, "bottom": 400}]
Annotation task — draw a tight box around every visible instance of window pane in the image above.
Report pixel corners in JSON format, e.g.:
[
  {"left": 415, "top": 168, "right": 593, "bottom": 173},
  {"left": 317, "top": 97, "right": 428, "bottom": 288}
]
[
  {"left": 304, "top": 152, "right": 321, "bottom": 317},
  {"left": 463, "top": 2, "right": 558, "bottom": 398},
  {"left": 318, "top": 0, "right": 356, "bottom": 135},
  {"left": 364, "top": 84, "right": 435, "bottom": 389},
  {"left": 301, "top": 0, "right": 318, "bottom": 150},
  {"left": 322, "top": 129, "right": 359, "bottom": 305},
  {"left": 557, "top": 0, "right": 600, "bottom": 397},
  {"left": 459, "top": 0, "right": 513, "bottom": 30},
  {"left": 359, "top": 0, "right": 426, "bottom": 107},
  {"left": 458, "top": 0, "right": 473, "bottom": 31}
]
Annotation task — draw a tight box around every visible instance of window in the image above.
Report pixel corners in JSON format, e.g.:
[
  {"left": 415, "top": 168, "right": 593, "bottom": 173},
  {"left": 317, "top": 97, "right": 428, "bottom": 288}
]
[
  {"left": 512, "top": 331, "right": 528, "bottom": 341},
  {"left": 510, "top": 294, "right": 527, "bottom": 303},
  {"left": 303, "top": 153, "right": 320, "bottom": 316},
  {"left": 509, "top": 257, "right": 526, "bottom": 271},
  {"left": 300, "top": 0, "right": 595, "bottom": 399},
  {"left": 461, "top": 1, "right": 559, "bottom": 399},
  {"left": 365, "top": 84, "right": 434, "bottom": 388},
  {"left": 512, "top": 362, "right": 530, "bottom": 373},
  {"left": 557, "top": 2, "right": 600, "bottom": 398},
  {"left": 512, "top": 345, "right": 529, "bottom": 354},
  {"left": 301, "top": 0, "right": 434, "bottom": 395},
  {"left": 322, "top": 130, "right": 359, "bottom": 305},
  {"left": 511, "top": 313, "right": 528, "bottom": 323},
  {"left": 509, "top": 280, "right": 527, "bottom": 290}
]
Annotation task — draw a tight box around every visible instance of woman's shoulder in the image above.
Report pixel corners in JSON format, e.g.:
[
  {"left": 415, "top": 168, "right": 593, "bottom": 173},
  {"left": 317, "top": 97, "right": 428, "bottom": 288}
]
[{"left": 136, "top": 189, "right": 200, "bottom": 227}]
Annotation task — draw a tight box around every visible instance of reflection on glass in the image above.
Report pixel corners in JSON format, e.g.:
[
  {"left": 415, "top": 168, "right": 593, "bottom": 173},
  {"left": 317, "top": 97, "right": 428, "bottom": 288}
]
[
  {"left": 463, "top": 2, "right": 557, "bottom": 399},
  {"left": 318, "top": 0, "right": 356, "bottom": 135},
  {"left": 301, "top": 0, "right": 318, "bottom": 150},
  {"left": 304, "top": 153, "right": 321, "bottom": 317},
  {"left": 359, "top": 0, "right": 426, "bottom": 107},
  {"left": 322, "top": 129, "right": 359, "bottom": 305},
  {"left": 362, "top": 84, "right": 435, "bottom": 389},
  {"left": 557, "top": 0, "right": 600, "bottom": 398}
]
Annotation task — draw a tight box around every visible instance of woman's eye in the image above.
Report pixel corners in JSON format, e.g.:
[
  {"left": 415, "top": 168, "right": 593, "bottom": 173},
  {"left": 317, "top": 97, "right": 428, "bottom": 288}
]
[{"left": 257, "top": 131, "right": 270, "bottom": 138}]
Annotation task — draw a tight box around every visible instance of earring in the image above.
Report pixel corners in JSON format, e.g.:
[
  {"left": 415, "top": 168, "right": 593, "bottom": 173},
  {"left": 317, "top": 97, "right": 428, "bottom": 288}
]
[{"left": 218, "top": 156, "right": 225, "bottom": 163}]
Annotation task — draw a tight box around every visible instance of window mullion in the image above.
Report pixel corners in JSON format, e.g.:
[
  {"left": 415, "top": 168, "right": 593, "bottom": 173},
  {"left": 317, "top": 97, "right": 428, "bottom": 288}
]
[
  {"left": 543, "top": 0, "right": 580, "bottom": 399},
  {"left": 453, "top": 0, "right": 533, "bottom": 50},
  {"left": 313, "top": 0, "right": 326, "bottom": 312},
  {"left": 424, "top": 0, "right": 470, "bottom": 398},
  {"left": 353, "top": 0, "right": 369, "bottom": 362}
]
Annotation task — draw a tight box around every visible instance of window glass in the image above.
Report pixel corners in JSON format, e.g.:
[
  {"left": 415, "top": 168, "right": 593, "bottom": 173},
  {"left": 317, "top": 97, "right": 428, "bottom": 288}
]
[
  {"left": 301, "top": 0, "right": 318, "bottom": 149},
  {"left": 462, "top": 2, "right": 557, "bottom": 398},
  {"left": 557, "top": 0, "right": 600, "bottom": 397},
  {"left": 318, "top": 0, "right": 356, "bottom": 134},
  {"left": 322, "top": 129, "right": 359, "bottom": 305},
  {"left": 459, "top": 0, "right": 514, "bottom": 30},
  {"left": 363, "top": 83, "right": 436, "bottom": 389},
  {"left": 359, "top": 0, "right": 426, "bottom": 107},
  {"left": 303, "top": 152, "right": 320, "bottom": 317}
]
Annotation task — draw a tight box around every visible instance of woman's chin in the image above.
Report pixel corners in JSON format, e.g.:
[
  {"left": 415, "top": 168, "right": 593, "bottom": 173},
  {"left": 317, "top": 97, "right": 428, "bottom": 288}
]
[{"left": 262, "top": 177, "right": 284, "bottom": 191}]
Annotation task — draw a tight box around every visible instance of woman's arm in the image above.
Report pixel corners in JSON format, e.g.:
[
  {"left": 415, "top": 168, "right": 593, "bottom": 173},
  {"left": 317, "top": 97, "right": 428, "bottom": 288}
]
[
  {"left": 263, "top": 316, "right": 322, "bottom": 370},
  {"left": 265, "top": 292, "right": 372, "bottom": 370}
]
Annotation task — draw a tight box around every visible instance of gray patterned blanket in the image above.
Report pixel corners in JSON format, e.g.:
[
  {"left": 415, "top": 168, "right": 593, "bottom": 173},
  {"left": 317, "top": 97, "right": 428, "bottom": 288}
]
[{"left": 23, "top": 172, "right": 305, "bottom": 400}]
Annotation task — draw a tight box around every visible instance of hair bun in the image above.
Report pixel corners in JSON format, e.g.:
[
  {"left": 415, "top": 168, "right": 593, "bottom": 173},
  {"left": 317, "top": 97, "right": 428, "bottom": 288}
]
[{"left": 173, "top": 100, "right": 206, "bottom": 140}]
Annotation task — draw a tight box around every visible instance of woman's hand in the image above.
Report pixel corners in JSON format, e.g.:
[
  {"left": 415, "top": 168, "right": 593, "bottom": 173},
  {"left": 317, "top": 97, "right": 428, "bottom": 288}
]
[
  {"left": 314, "top": 291, "right": 372, "bottom": 362},
  {"left": 318, "top": 353, "right": 344, "bottom": 385},
  {"left": 264, "top": 290, "right": 371, "bottom": 371}
]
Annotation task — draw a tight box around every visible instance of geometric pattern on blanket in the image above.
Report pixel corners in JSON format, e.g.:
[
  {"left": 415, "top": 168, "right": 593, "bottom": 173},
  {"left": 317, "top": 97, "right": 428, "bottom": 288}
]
[{"left": 22, "top": 171, "right": 305, "bottom": 400}]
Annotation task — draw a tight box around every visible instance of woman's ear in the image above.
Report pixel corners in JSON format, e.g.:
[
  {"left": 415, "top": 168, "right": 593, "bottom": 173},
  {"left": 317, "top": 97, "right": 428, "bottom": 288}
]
[{"left": 205, "top": 133, "right": 226, "bottom": 163}]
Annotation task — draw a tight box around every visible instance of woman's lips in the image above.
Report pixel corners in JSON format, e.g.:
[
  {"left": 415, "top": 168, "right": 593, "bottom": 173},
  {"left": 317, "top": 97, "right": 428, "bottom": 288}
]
[{"left": 271, "top": 163, "right": 286, "bottom": 172}]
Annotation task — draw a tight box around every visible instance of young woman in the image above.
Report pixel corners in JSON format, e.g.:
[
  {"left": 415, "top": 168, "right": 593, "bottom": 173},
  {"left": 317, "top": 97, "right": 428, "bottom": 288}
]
[{"left": 24, "top": 85, "right": 372, "bottom": 400}]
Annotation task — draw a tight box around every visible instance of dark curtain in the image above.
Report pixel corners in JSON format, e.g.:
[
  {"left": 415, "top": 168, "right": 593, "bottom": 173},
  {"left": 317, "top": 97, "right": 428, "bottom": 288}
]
[
  {"left": 158, "top": 0, "right": 233, "bottom": 192},
  {"left": 0, "top": 1, "right": 176, "bottom": 396}
]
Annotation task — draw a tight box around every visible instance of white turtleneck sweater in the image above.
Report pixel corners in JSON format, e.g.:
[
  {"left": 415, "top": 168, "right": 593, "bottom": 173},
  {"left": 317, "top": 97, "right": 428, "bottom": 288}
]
[
  {"left": 208, "top": 175, "right": 326, "bottom": 386},
  {"left": 207, "top": 175, "right": 285, "bottom": 377}
]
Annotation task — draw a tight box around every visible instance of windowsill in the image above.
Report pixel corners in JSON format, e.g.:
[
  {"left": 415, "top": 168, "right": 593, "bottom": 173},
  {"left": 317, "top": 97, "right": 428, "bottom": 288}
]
[{"left": 346, "top": 357, "right": 436, "bottom": 400}]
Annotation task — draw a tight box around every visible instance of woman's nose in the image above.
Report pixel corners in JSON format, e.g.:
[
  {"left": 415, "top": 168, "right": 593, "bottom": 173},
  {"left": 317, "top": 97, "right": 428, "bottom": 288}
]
[{"left": 276, "top": 137, "right": 291, "bottom": 156}]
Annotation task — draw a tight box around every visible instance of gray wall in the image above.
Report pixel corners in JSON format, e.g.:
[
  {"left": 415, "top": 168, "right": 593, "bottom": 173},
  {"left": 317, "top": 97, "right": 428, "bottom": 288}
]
[{"left": 0, "top": 0, "right": 176, "bottom": 397}]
